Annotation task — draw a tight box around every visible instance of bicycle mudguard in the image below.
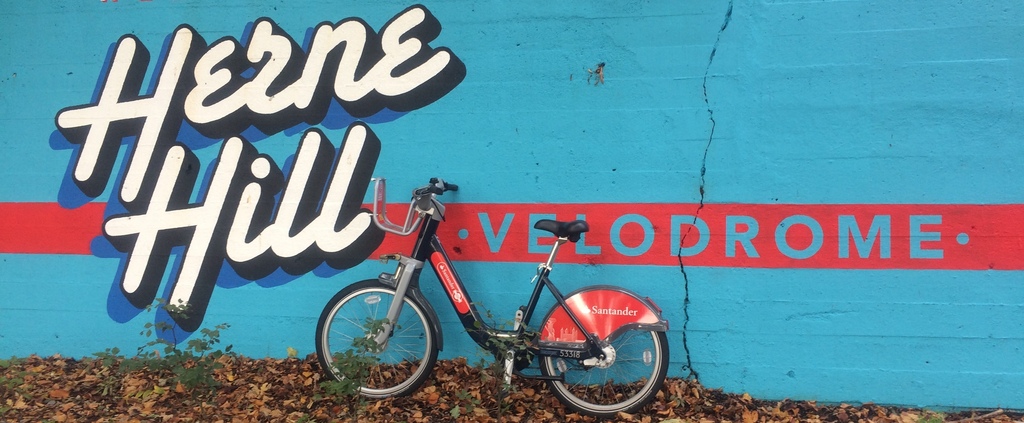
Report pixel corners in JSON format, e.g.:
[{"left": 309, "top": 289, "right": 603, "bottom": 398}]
[
  {"left": 407, "top": 287, "right": 445, "bottom": 351},
  {"left": 539, "top": 285, "right": 668, "bottom": 345}
]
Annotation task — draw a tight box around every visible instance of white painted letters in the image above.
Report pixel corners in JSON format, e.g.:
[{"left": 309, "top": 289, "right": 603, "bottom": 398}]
[{"left": 54, "top": 7, "right": 465, "bottom": 331}]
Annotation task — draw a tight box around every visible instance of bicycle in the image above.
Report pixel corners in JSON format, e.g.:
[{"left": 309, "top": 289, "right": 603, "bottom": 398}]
[{"left": 315, "top": 177, "right": 670, "bottom": 417}]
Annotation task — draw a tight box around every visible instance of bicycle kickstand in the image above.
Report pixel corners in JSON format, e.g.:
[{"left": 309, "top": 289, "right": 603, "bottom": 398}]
[{"left": 502, "top": 308, "right": 525, "bottom": 389}]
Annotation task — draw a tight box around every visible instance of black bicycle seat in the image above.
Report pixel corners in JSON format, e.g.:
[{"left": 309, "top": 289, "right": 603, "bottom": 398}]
[{"left": 534, "top": 219, "right": 590, "bottom": 242}]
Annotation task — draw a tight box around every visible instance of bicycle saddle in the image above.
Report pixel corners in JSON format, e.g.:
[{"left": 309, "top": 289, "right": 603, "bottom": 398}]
[{"left": 534, "top": 219, "right": 590, "bottom": 242}]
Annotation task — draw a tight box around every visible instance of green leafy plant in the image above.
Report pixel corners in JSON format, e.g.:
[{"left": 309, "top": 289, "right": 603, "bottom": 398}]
[
  {"left": 0, "top": 356, "right": 24, "bottom": 368},
  {"left": 92, "top": 347, "right": 121, "bottom": 368},
  {"left": 0, "top": 356, "right": 31, "bottom": 402},
  {"left": 93, "top": 299, "right": 233, "bottom": 396},
  {"left": 450, "top": 388, "right": 482, "bottom": 419},
  {"left": 133, "top": 300, "right": 232, "bottom": 394},
  {"left": 320, "top": 350, "right": 376, "bottom": 399},
  {"left": 320, "top": 317, "right": 386, "bottom": 400},
  {"left": 468, "top": 303, "right": 539, "bottom": 420}
]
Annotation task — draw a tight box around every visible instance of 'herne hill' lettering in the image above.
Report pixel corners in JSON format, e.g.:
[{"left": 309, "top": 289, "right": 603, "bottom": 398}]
[{"left": 54, "top": 4, "right": 465, "bottom": 332}]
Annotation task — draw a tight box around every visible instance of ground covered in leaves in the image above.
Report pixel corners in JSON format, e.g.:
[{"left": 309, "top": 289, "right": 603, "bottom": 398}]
[{"left": 1, "top": 354, "right": 1019, "bottom": 422}]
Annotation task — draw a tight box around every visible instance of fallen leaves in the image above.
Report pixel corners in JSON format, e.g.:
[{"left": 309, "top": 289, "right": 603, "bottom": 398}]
[
  {"left": 48, "top": 388, "right": 70, "bottom": 399},
  {"left": 0, "top": 354, "right": 1019, "bottom": 422}
]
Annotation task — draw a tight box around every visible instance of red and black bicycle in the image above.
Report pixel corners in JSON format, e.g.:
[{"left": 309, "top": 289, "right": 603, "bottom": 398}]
[{"left": 315, "top": 177, "right": 669, "bottom": 417}]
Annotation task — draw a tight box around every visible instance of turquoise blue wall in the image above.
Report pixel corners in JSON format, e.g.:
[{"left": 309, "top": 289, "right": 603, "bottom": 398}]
[{"left": 2, "top": 0, "right": 1023, "bottom": 409}]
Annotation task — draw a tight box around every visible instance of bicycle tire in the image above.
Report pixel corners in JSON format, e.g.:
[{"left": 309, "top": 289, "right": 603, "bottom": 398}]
[
  {"left": 315, "top": 279, "right": 438, "bottom": 398},
  {"left": 541, "top": 329, "right": 669, "bottom": 418}
]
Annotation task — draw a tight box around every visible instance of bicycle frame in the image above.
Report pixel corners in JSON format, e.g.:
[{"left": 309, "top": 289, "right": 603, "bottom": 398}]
[
  {"left": 377, "top": 217, "right": 605, "bottom": 359},
  {"left": 315, "top": 177, "right": 671, "bottom": 417},
  {"left": 371, "top": 178, "right": 667, "bottom": 367}
]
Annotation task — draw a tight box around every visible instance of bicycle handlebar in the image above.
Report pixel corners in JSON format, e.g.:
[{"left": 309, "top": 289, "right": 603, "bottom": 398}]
[
  {"left": 372, "top": 177, "right": 456, "bottom": 236},
  {"left": 414, "top": 177, "right": 459, "bottom": 196}
]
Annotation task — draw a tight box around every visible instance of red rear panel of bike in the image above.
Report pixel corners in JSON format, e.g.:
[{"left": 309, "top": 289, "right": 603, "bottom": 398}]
[{"left": 541, "top": 287, "right": 665, "bottom": 343}]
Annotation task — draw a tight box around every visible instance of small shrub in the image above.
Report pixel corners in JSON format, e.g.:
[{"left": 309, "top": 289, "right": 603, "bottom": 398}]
[
  {"left": 320, "top": 317, "right": 386, "bottom": 400},
  {"left": 93, "top": 299, "right": 233, "bottom": 396}
]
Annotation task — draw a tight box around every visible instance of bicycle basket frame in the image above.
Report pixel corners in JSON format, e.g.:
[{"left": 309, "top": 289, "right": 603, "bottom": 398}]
[{"left": 372, "top": 178, "right": 425, "bottom": 236}]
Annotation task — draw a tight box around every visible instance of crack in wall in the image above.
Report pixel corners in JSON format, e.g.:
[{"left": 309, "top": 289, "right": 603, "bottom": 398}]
[{"left": 677, "top": 0, "right": 733, "bottom": 381}]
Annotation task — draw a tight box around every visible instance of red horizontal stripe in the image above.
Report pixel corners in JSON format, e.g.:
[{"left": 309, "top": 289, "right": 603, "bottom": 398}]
[
  {"left": 390, "top": 203, "right": 1024, "bottom": 270},
  {"left": 2, "top": 202, "right": 1021, "bottom": 270},
  {"left": 0, "top": 202, "right": 105, "bottom": 254}
]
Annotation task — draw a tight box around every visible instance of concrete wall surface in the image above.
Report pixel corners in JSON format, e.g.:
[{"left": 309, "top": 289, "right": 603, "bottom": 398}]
[{"left": 1, "top": 0, "right": 1022, "bottom": 409}]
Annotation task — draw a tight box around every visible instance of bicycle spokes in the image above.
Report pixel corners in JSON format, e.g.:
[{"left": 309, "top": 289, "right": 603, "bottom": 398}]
[
  {"left": 543, "top": 330, "right": 668, "bottom": 416},
  {"left": 316, "top": 282, "right": 438, "bottom": 398},
  {"left": 318, "top": 178, "right": 668, "bottom": 417}
]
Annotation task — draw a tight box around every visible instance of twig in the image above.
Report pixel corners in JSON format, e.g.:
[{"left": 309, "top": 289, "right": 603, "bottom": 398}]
[{"left": 952, "top": 409, "right": 1004, "bottom": 423}]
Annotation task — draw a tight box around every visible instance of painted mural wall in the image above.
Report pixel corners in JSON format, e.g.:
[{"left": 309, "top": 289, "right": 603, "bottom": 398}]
[{"left": 1, "top": 0, "right": 1022, "bottom": 410}]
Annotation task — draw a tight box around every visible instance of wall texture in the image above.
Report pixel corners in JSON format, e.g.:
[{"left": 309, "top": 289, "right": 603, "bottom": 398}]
[{"left": 1, "top": 0, "right": 1022, "bottom": 409}]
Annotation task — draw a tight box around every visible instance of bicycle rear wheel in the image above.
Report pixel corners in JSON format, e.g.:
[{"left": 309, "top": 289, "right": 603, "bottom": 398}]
[
  {"left": 541, "top": 330, "right": 669, "bottom": 418},
  {"left": 315, "top": 279, "right": 438, "bottom": 398}
]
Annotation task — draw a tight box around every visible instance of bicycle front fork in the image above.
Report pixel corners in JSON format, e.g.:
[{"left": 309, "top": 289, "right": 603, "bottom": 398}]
[{"left": 375, "top": 253, "right": 424, "bottom": 346}]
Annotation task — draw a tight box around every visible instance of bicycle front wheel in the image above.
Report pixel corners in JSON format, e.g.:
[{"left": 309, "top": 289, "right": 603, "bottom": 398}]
[
  {"left": 315, "top": 280, "right": 438, "bottom": 398},
  {"left": 541, "top": 330, "right": 669, "bottom": 418}
]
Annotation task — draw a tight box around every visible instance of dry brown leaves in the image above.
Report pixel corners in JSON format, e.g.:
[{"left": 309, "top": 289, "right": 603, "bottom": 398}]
[{"left": 1, "top": 354, "right": 1019, "bottom": 422}]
